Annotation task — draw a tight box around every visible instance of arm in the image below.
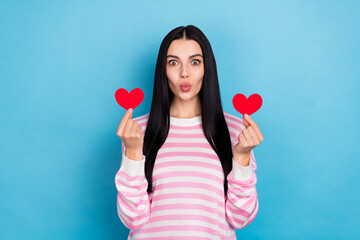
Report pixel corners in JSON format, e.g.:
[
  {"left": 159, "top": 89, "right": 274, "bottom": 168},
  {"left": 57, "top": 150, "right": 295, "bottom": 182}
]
[
  {"left": 114, "top": 142, "right": 150, "bottom": 230},
  {"left": 225, "top": 150, "right": 259, "bottom": 229}
]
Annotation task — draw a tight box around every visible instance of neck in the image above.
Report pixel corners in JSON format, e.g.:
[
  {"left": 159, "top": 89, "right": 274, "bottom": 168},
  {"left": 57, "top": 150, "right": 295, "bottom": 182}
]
[{"left": 170, "top": 95, "right": 201, "bottom": 118}]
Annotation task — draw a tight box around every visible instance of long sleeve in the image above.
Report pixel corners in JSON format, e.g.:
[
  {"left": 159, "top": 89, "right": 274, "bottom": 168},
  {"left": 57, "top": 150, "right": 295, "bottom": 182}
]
[
  {"left": 114, "top": 142, "right": 151, "bottom": 230},
  {"left": 225, "top": 149, "right": 259, "bottom": 229}
]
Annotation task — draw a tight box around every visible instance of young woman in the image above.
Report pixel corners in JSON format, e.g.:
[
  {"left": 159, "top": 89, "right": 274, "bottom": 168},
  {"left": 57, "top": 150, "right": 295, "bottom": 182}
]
[{"left": 116, "top": 25, "right": 264, "bottom": 239}]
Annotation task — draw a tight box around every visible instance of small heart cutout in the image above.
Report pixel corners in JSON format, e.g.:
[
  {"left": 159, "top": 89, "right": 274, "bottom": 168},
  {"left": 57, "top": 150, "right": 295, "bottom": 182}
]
[
  {"left": 232, "top": 93, "right": 262, "bottom": 115},
  {"left": 115, "top": 88, "right": 144, "bottom": 110}
]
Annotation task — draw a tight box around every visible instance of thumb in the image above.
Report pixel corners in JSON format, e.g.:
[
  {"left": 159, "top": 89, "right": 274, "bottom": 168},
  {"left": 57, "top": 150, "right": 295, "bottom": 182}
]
[
  {"left": 128, "top": 108, "right": 133, "bottom": 119},
  {"left": 243, "top": 114, "right": 250, "bottom": 128}
]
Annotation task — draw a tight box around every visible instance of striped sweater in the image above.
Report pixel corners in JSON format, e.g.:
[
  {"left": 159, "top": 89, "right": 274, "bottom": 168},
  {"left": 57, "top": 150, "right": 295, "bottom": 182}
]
[{"left": 115, "top": 111, "right": 259, "bottom": 239}]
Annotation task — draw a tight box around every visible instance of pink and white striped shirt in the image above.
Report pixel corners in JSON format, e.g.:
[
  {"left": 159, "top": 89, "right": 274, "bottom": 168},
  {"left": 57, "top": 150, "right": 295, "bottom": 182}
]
[{"left": 115, "top": 111, "right": 259, "bottom": 239}]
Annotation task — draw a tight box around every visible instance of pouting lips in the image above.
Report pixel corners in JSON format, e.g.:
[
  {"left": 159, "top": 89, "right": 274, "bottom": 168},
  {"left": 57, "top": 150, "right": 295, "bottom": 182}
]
[{"left": 180, "top": 83, "right": 191, "bottom": 87}]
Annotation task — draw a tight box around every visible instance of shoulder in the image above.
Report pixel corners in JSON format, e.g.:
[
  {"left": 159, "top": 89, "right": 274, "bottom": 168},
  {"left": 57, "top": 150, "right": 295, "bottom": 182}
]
[
  {"left": 132, "top": 112, "right": 150, "bottom": 123},
  {"left": 132, "top": 112, "right": 150, "bottom": 131}
]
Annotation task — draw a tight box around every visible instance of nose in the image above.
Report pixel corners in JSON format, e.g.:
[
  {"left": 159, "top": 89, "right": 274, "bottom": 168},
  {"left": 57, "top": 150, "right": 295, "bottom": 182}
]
[{"left": 180, "top": 65, "right": 189, "bottom": 78}]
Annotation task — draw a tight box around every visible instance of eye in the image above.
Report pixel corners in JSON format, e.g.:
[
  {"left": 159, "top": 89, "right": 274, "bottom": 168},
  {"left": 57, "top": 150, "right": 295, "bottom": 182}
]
[
  {"left": 168, "top": 60, "right": 177, "bottom": 66},
  {"left": 192, "top": 59, "right": 201, "bottom": 65}
]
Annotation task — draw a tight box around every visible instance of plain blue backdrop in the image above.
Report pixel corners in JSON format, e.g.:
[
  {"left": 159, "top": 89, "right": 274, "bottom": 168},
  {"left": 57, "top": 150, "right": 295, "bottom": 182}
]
[{"left": 1, "top": 0, "right": 359, "bottom": 239}]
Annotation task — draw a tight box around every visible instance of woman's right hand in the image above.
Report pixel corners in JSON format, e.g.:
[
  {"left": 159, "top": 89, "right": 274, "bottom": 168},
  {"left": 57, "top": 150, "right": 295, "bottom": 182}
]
[{"left": 117, "top": 108, "right": 144, "bottom": 161}]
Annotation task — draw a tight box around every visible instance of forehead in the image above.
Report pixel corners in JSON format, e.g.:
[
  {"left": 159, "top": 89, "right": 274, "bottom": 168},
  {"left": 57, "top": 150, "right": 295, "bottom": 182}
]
[{"left": 167, "top": 39, "right": 202, "bottom": 56}]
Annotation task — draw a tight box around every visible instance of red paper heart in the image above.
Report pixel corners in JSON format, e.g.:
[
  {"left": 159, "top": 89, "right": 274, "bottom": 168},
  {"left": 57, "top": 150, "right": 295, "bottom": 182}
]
[
  {"left": 115, "top": 88, "right": 144, "bottom": 110},
  {"left": 232, "top": 93, "right": 262, "bottom": 115}
]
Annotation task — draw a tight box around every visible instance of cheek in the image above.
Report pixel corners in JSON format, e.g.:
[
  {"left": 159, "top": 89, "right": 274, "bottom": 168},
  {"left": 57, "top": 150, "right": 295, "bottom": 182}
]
[
  {"left": 166, "top": 70, "right": 175, "bottom": 83},
  {"left": 167, "top": 74, "right": 176, "bottom": 85},
  {"left": 166, "top": 73, "right": 178, "bottom": 92},
  {"left": 194, "top": 69, "right": 204, "bottom": 87},
  {"left": 166, "top": 67, "right": 177, "bottom": 78},
  {"left": 194, "top": 66, "right": 204, "bottom": 78},
  {"left": 195, "top": 79, "right": 203, "bottom": 90}
]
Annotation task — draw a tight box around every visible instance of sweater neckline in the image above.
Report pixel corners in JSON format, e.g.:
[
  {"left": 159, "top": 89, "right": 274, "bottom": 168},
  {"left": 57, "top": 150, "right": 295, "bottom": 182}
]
[{"left": 169, "top": 115, "right": 202, "bottom": 126}]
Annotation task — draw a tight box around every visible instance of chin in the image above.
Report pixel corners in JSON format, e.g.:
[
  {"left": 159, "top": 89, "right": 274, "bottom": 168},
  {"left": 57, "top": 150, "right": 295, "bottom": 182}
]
[{"left": 179, "top": 92, "right": 197, "bottom": 100}]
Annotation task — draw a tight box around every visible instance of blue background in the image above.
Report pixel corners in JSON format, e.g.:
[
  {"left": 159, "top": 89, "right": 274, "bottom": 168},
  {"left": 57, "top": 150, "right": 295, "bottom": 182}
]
[{"left": 1, "top": 0, "right": 359, "bottom": 239}]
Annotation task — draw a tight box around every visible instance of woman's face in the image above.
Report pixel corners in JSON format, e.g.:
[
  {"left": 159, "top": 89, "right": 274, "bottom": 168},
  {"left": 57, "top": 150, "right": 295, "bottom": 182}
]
[{"left": 166, "top": 39, "right": 204, "bottom": 101}]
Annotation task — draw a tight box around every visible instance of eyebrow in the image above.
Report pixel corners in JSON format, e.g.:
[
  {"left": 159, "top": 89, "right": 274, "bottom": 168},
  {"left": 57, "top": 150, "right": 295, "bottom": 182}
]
[{"left": 166, "top": 54, "right": 203, "bottom": 59}]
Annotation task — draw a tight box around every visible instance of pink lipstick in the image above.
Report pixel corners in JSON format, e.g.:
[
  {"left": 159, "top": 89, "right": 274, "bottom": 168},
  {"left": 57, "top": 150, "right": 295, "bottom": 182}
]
[{"left": 180, "top": 82, "right": 191, "bottom": 92}]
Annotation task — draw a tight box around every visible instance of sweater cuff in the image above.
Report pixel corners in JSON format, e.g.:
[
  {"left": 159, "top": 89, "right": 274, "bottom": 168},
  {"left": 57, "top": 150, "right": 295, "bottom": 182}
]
[
  {"left": 231, "top": 158, "right": 253, "bottom": 181},
  {"left": 120, "top": 153, "right": 146, "bottom": 177}
]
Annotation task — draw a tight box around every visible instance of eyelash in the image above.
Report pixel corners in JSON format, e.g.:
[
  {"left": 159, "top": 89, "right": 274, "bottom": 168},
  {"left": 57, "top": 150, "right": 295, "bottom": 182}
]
[{"left": 168, "top": 59, "right": 201, "bottom": 66}]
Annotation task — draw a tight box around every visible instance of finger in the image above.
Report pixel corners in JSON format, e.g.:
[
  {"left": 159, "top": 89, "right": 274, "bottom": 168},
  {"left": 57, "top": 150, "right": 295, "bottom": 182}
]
[
  {"left": 242, "top": 115, "right": 250, "bottom": 128},
  {"left": 244, "top": 114, "right": 257, "bottom": 127},
  {"left": 137, "top": 125, "right": 144, "bottom": 137},
  {"left": 117, "top": 108, "right": 133, "bottom": 135},
  {"left": 242, "top": 128, "right": 254, "bottom": 146},
  {"left": 247, "top": 126, "right": 260, "bottom": 145},
  {"left": 244, "top": 115, "right": 264, "bottom": 141},
  {"left": 129, "top": 121, "right": 138, "bottom": 137},
  {"left": 239, "top": 133, "right": 247, "bottom": 146},
  {"left": 123, "top": 119, "right": 134, "bottom": 137}
]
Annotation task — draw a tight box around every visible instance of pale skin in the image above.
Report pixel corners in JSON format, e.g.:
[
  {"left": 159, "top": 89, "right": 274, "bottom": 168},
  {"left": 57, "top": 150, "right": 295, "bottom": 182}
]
[
  {"left": 167, "top": 38, "right": 203, "bottom": 118},
  {"left": 117, "top": 38, "right": 264, "bottom": 164}
]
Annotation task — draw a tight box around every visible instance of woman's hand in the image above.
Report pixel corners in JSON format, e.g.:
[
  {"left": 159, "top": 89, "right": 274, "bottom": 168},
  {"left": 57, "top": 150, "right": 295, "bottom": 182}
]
[
  {"left": 117, "top": 108, "right": 144, "bottom": 161},
  {"left": 233, "top": 114, "right": 264, "bottom": 166}
]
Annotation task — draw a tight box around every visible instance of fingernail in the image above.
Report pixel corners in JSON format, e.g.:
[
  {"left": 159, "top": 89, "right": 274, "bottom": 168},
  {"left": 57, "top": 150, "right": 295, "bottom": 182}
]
[
  {"left": 129, "top": 108, "right": 133, "bottom": 112},
  {"left": 245, "top": 113, "right": 250, "bottom": 118}
]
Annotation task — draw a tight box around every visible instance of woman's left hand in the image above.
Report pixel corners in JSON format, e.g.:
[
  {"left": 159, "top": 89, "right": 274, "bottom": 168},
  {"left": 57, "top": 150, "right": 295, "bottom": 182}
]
[{"left": 233, "top": 114, "right": 264, "bottom": 166}]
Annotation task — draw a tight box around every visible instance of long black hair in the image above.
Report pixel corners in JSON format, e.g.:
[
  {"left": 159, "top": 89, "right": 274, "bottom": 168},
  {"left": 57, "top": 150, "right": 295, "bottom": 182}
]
[{"left": 143, "top": 25, "right": 233, "bottom": 196}]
